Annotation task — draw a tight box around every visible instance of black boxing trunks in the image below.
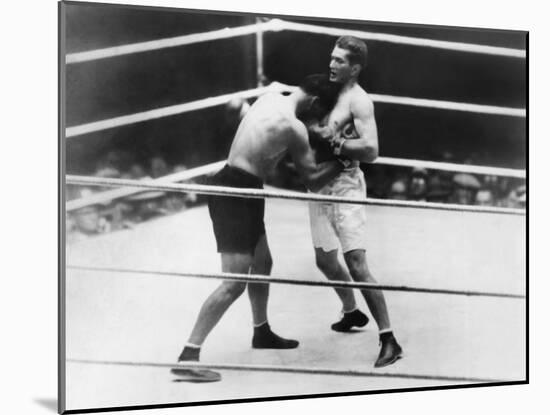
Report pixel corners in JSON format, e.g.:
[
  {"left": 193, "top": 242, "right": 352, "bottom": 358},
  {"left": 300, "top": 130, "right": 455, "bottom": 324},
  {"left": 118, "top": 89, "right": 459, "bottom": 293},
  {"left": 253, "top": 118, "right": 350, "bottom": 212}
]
[{"left": 207, "top": 164, "right": 265, "bottom": 254}]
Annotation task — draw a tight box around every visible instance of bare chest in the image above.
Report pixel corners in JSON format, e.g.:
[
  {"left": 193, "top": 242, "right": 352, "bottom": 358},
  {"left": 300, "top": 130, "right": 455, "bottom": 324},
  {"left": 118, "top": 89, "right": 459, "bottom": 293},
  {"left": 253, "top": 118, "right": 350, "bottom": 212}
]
[{"left": 327, "top": 96, "right": 354, "bottom": 134}]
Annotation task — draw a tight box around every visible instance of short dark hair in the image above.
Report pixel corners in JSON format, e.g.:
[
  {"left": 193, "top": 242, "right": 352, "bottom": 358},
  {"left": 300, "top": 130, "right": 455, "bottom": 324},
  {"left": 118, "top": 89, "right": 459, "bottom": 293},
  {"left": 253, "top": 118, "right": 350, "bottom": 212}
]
[
  {"left": 335, "top": 36, "right": 368, "bottom": 68},
  {"left": 299, "top": 73, "right": 342, "bottom": 118}
]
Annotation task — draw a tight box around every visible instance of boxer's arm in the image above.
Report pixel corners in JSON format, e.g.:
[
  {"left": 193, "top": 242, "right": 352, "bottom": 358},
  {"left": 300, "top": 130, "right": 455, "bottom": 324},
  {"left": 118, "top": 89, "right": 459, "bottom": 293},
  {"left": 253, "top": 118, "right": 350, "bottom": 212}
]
[
  {"left": 337, "top": 95, "right": 379, "bottom": 163},
  {"left": 288, "top": 123, "right": 343, "bottom": 192}
]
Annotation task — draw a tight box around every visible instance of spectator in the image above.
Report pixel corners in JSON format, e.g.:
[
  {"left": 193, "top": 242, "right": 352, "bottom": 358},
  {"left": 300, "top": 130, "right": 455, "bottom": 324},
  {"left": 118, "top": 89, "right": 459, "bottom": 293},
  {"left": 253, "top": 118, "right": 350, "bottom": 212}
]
[
  {"left": 173, "top": 163, "right": 201, "bottom": 208},
  {"left": 123, "top": 162, "right": 147, "bottom": 179},
  {"left": 495, "top": 176, "right": 513, "bottom": 207},
  {"left": 475, "top": 188, "right": 495, "bottom": 206},
  {"left": 450, "top": 173, "right": 481, "bottom": 205},
  {"left": 127, "top": 189, "right": 167, "bottom": 220},
  {"left": 426, "top": 171, "right": 453, "bottom": 203},
  {"left": 408, "top": 167, "right": 428, "bottom": 201},
  {"left": 67, "top": 184, "right": 118, "bottom": 240},
  {"left": 95, "top": 165, "right": 120, "bottom": 179},
  {"left": 164, "top": 164, "right": 196, "bottom": 211},
  {"left": 441, "top": 151, "right": 456, "bottom": 163},
  {"left": 95, "top": 149, "right": 133, "bottom": 178},
  {"left": 388, "top": 180, "right": 407, "bottom": 200},
  {"left": 151, "top": 155, "right": 170, "bottom": 178},
  {"left": 506, "top": 184, "right": 526, "bottom": 208},
  {"left": 518, "top": 191, "right": 526, "bottom": 208},
  {"left": 71, "top": 204, "right": 102, "bottom": 234},
  {"left": 94, "top": 154, "right": 122, "bottom": 193}
]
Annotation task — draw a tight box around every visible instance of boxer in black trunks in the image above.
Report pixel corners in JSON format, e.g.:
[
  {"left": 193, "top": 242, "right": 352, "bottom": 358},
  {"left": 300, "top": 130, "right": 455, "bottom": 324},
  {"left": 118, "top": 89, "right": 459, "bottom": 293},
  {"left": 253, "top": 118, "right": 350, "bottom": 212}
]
[
  {"left": 208, "top": 165, "right": 266, "bottom": 255},
  {"left": 172, "top": 75, "right": 344, "bottom": 381}
]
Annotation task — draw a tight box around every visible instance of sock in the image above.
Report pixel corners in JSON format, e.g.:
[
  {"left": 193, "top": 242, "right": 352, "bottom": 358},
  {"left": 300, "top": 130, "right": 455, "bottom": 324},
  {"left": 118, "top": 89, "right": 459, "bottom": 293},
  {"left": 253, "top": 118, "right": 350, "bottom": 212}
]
[
  {"left": 178, "top": 343, "right": 201, "bottom": 361},
  {"left": 342, "top": 306, "right": 358, "bottom": 314},
  {"left": 185, "top": 342, "right": 201, "bottom": 349},
  {"left": 253, "top": 321, "right": 271, "bottom": 335},
  {"left": 379, "top": 329, "right": 394, "bottom": 343}
]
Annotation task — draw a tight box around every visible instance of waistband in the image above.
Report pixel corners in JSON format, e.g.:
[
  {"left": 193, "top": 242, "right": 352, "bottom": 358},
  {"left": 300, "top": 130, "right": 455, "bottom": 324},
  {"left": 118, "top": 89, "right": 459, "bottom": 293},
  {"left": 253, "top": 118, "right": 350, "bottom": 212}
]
[{"left": 217, "top": 164, "right": 263, "bottom": 188}]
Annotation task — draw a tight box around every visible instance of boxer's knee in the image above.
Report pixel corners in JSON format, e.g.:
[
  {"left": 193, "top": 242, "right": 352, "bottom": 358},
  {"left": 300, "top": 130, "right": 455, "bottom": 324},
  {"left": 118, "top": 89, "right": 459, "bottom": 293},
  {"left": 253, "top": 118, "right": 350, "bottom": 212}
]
[
  {"left": 344, "top": 249, "right": 370, "bottom": 281},
  {"left": 219, "top": 281, "right": 247, "bottom": 302},
  {"left": 315, "top": 249, "right": 340, "bottom": 277}
]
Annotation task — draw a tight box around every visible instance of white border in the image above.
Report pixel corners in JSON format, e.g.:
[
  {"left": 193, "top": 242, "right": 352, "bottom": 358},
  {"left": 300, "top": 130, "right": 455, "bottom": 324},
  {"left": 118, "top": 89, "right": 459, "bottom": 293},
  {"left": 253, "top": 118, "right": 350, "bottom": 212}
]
[{"left": 5, "top": 0, "right": 543, "bottom": 414}]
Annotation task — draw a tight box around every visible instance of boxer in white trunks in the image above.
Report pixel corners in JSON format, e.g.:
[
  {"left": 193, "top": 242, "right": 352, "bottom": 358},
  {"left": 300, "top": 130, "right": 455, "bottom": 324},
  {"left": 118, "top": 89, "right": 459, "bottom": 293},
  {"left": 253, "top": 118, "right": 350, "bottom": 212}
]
[{"left": 308, "top": 36, "right": 402, "bottom": 368}]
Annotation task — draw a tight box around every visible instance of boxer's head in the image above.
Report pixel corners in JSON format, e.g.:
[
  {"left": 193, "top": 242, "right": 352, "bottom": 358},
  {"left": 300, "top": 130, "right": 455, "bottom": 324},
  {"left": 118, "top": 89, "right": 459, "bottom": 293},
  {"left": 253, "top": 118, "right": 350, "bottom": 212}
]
[{"left": 330, "top": 36, "right": 367, "bottom": 83}]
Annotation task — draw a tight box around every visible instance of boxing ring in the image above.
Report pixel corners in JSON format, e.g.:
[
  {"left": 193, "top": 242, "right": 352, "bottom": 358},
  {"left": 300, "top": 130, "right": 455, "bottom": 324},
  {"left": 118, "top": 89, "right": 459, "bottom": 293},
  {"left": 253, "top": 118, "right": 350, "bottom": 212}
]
[{"left": 61, "top": 14, "right": 526, "bottom": 412}]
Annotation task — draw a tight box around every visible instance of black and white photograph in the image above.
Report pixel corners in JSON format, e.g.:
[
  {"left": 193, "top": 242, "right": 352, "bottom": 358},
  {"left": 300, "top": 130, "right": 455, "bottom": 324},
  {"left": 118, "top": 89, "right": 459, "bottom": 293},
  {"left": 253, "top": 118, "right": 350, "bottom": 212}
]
[{"left": 59, "top": 0, "right": 527, "bottom": 413}]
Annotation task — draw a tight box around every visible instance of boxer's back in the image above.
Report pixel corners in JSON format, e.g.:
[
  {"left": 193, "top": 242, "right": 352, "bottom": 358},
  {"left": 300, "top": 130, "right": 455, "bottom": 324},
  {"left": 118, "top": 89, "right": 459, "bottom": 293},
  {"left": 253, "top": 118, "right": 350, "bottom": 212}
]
[{"left": 228, "top": 93, "right": 298, "bottom": 179}]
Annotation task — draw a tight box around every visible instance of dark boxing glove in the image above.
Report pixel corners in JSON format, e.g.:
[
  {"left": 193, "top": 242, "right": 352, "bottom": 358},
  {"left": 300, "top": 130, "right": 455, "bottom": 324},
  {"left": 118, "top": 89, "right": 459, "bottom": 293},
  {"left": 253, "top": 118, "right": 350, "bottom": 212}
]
[{"left": 308, "top": 125, "right": 334, "bottom": 163}]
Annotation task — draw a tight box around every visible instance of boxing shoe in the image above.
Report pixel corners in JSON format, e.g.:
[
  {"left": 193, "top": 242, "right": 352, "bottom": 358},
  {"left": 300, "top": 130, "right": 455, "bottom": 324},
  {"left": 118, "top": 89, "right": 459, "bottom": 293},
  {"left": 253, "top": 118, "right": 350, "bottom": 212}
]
[
  {"left": 374, "top": 332, "right": 403, "bottom": 368},
  {"left": 331, "top": 309, "right": 369, "bottom": 332},
  {"left": 252, "top": 323, "right": 299, "bottom": 349}
]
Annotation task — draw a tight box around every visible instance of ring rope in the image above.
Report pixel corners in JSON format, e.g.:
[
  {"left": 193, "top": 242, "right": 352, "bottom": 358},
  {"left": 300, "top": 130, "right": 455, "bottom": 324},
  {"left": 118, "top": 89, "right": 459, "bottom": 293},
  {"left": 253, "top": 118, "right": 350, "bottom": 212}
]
[
  {"left": 276, "top": 20, "right": 526, "bottom": 58},
  {"left": 66, "top": 157, "right": 524, "bottom": 212},
  {"left": 66, "top": 82, "right": 525, "bottom": 138},
  {"left": 65, "top": 18, "right": 525, "bottom": 64},
  {"left": 66, "top": 175, "right": 526, "bottom": 216},
  {"left": 68, "top": 265, "right": 525, "bottom": 300},
  {"left": 369, "top": 92, "right": 525, "bottom": 117},
  {"left": 66, "top": 160, "right": 225, "bottom": 212},
  {"left": 65, "top": 20, "right": 279, "bottom": 64},
  {"left": 376, "top": 156, "right": 525, "bottom": 178},
  {"left": 66, "top": 84, "right": 279, "bottom": 138},
  {"left": 275, "top": 83, "right": 525, "bottom": 117},
  {"left": 67, "top": 358, "right": 512, "bottom": 384}
]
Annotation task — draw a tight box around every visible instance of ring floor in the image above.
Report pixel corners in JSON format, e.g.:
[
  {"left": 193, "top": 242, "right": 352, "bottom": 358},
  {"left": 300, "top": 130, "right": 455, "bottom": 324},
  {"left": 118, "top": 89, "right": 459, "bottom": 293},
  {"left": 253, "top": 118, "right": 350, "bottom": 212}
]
[{"left": 64, "top": 198, "right": 526, "bottom": 411}]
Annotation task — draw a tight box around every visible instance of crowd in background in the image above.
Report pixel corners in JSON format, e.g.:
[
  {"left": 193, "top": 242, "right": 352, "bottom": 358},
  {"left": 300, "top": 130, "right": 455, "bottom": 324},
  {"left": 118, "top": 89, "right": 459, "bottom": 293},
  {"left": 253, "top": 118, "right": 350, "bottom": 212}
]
[
  {"left": 275, "top": 157, "right": 525, "bottom": 204},
  {"left": 367, "top": 165, "right": 525, "bottom": 208},
  {"left": 66, "top": 150, "right": 202, "bottom": 242},
  {"left": 67, "top": 149, "right": 525, "bottom": 242}
]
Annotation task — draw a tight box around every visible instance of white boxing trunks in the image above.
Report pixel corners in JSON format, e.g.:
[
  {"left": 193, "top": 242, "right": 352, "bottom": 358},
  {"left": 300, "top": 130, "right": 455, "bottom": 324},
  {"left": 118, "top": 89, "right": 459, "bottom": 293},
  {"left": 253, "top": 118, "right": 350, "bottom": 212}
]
[{"left": 309, "top": 165, "right": 367, "bottom": 253}]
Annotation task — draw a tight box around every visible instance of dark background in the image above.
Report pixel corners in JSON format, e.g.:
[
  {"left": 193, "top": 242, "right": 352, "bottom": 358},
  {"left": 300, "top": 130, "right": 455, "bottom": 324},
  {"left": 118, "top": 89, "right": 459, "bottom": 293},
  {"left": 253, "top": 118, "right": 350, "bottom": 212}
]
[{"left": 64, "top": 2, "right": 527, "bottom": 173}]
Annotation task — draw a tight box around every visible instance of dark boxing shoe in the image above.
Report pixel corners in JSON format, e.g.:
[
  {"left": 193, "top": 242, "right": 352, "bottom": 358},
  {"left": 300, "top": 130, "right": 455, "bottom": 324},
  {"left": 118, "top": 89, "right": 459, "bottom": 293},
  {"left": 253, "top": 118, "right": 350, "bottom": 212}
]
[
  {"left": 374, "top": 334, "right": 403, "bottom": 368},
  {"left": 252, "top": 323, "right": 299, "bottom": 349},
  {"left": 331, "top": 309, "right": 369, "bottom": 332}
]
